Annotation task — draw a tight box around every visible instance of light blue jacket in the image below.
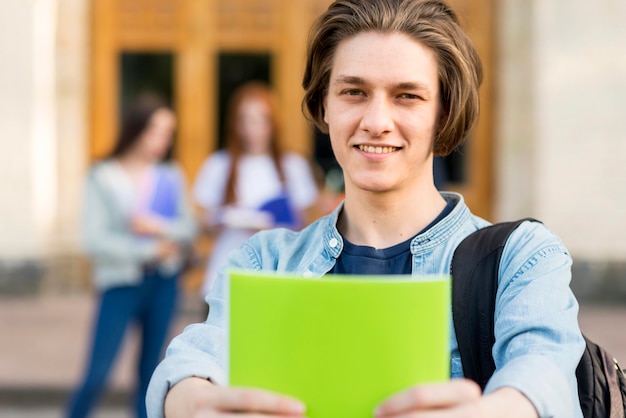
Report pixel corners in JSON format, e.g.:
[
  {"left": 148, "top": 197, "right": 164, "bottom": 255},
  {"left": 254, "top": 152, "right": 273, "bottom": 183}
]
[
  {"left": 82, "top": 160, "right": 198, "bottom": 290},
  {"left": 147, "top": 192, "right": 584, "bottom": 417}
]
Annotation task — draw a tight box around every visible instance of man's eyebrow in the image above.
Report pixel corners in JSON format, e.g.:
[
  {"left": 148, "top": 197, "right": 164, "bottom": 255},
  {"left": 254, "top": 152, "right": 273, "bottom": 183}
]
[
  {"left": 333, "top": 75, "right": 433, "bottom": 95},
  {"left": 396, "top": 81, "right": 431, "bottom": 92},
  {"left": 397, "top": 81, "right": 434, "bottom": 99},
  {"left": 334, "top": 75, "right": 368, "bottom": 86}
]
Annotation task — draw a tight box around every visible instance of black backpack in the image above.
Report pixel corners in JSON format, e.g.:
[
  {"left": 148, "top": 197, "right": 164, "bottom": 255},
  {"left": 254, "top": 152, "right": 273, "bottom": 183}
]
[{"left": 451, "top": 219, "right": 626, "bottom": 418}]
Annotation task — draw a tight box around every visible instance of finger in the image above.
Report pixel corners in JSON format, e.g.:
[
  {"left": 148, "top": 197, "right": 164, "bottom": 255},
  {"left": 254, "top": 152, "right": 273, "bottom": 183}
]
[
  {"left": 375, "top": 379, "right": 481, "bottom": 416},
  {"left": 213, "top": 386, "right": 306, "bottom": 415}
]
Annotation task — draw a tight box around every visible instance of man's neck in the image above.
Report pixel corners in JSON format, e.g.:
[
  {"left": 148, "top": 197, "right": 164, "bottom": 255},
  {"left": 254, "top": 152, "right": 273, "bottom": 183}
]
[{"left": 338, "top": 186, "right": 447, "bottom": 249}]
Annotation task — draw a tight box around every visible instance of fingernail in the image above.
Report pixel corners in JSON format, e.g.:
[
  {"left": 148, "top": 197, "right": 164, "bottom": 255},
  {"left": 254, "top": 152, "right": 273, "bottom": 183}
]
[{"left": 290, "top": 400, "right": 306, "bottom": 414}]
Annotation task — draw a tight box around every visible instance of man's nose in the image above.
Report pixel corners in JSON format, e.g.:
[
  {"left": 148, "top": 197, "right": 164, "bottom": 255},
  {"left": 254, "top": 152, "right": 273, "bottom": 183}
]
[{"left": 359, "top": 96, "right": 394, "bottom": 137}]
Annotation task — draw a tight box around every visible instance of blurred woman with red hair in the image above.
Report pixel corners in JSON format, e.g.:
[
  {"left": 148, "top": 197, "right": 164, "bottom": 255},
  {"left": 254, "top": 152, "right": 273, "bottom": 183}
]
[{"left": 193, "top": 81, "right": 319, "bottom": 299}]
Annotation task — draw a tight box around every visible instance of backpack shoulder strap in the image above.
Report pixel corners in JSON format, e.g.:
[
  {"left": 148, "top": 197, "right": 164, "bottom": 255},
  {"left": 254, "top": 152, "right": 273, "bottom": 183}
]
[{"left": 451, "top": 218, "right": 540, "bottom": 390}]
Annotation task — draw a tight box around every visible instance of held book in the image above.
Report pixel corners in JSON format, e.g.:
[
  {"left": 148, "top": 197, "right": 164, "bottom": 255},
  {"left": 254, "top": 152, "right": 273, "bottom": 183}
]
[{"left": 228, "top": 269, "right": 450, "bottom": 418}]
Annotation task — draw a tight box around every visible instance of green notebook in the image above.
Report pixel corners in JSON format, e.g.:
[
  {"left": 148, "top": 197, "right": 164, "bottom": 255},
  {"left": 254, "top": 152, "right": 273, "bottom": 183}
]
[{"left": 228, "top": 270, "right": 451, "bottom": 417}]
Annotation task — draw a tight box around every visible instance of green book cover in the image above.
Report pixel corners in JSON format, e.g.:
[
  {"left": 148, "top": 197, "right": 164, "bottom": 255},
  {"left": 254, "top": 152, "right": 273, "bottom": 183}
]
[{"left": 228, "top": 270, "right": 451, "bottom": 417}]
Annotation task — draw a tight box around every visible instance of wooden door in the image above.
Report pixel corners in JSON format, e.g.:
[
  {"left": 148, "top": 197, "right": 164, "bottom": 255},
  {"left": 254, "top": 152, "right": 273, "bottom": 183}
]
[{"left": 446, "top": 0, "right": 495, "bottom": 219}]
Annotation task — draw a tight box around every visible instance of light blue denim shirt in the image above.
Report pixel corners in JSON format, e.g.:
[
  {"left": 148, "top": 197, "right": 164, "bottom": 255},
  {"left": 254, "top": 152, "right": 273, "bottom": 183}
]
[{"left": 147, "top": 192, "right": 584, "bottom": 418}]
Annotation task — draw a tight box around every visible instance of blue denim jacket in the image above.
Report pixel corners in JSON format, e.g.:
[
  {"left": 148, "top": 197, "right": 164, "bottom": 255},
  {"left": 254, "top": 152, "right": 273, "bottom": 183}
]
[{"left": 147, "top": 192, "right": 584, "bottom": 417}]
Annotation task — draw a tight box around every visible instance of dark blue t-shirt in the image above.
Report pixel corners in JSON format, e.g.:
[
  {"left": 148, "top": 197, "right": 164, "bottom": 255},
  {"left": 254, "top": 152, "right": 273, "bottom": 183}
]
[{"left": 331, "top": 201, "right": 454, "bottom": 275}]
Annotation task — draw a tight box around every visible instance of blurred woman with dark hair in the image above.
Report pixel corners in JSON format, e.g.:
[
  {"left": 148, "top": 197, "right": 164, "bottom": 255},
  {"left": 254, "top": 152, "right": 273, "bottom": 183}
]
[{"left": 66, "top": 93, "right": 197, "bottom": 418}]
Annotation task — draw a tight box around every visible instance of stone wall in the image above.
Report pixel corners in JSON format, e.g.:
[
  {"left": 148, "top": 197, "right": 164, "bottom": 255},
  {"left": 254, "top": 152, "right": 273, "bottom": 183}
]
[
  {"left": 496, "top": 0, "right": 626, "bottom": 301},
  {"left": 0, "top": 0, "right": 88, "bottom": 292},
  {"left": 497, "top": 0, "right": 626, "bottom": 261},
  {"left": 0, "top": 0, "right": 48, "bottom": 259}
]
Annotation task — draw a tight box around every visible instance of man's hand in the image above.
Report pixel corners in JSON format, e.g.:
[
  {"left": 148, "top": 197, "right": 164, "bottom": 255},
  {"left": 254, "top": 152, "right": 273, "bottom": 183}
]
[
  {"left": 375, "top": 379, "right": 538, "bottom": 418},
  {"left": 164, "top": 377, "right": 306, "bottom": 417}
]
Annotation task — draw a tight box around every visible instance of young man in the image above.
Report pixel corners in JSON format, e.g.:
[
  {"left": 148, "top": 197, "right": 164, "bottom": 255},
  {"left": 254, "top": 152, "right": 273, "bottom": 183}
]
[{"left": 147, "top": 1, "right": 585, "bottom": 416}]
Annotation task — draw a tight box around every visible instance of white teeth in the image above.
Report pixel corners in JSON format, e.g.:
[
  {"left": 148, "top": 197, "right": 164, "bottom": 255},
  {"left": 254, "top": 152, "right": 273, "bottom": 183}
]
[{"left": 358, "top": 145, "right": 398, "bottom": 154}]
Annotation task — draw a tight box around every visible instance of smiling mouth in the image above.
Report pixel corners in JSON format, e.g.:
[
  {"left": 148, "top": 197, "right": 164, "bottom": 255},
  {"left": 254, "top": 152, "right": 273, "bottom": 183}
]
[{"left": 356, "top": 145, "right": 401, "bottom": 154}]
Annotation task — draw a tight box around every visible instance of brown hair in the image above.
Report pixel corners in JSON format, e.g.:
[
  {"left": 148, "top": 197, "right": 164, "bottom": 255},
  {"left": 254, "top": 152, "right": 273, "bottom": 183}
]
[
  {"left": 223, "top": 81, "right": 286, "bottom": 204},
  {"left": 302, "top": 0, "right": 483, "bottom": 156},
  {"left": 109, "top": 92, "right": 174, "bottom": 161}
]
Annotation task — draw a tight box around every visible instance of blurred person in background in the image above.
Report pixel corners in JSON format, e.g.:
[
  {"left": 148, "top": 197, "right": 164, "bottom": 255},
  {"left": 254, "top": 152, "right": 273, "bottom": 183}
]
[
  {"left": 192, "top": 81, "right": 319, "bottom": 301},
  {"left": 66, "top": 93, "right": 197, "bottom": 418}
]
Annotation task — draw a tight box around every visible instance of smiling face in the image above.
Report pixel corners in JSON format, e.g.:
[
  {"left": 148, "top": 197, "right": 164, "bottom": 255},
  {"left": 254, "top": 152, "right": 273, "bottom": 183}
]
[{"left": 323, "top": 31, "right": 441, "bottom": 197}]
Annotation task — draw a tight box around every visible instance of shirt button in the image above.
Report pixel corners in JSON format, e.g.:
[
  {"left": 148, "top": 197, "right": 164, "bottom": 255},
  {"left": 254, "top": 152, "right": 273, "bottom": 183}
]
[{"left": 328, "top": 238, "right": 339, "bottom": 248}]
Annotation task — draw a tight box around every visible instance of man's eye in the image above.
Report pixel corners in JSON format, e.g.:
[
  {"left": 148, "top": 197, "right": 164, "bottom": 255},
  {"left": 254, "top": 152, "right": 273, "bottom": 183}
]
[
  {"left": 399, "top": 93, "right": 420, "bottom": 100},
  {"left": 343, "top": 89, "right": 364, "bottom": 96}
]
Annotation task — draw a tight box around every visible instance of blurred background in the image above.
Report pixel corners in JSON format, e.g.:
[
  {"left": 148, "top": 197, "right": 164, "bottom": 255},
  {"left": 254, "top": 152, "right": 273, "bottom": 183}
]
[{"left": 1, "top": 0, "right": 625, "bottom": 416}]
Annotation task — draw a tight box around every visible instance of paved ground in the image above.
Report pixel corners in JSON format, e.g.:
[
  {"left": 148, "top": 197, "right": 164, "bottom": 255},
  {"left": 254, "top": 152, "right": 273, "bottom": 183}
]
[
  {"left": 1, "top": 291, "right": 625, "bottom": 417},
  {"left": 0, "top": 291, "right": 206, "bottom": 418}
]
